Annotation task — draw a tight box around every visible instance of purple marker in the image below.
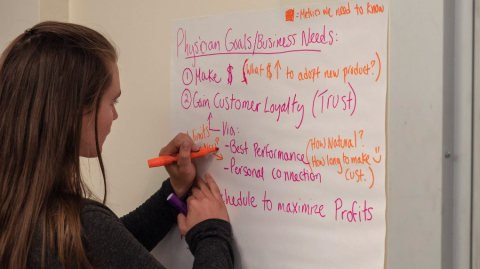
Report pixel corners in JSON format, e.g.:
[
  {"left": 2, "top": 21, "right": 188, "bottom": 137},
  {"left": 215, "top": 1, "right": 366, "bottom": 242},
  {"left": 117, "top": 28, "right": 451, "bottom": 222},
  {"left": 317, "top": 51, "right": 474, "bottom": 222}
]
[{"left": 167, "top": 193, "right": 188, "bottom": 216}]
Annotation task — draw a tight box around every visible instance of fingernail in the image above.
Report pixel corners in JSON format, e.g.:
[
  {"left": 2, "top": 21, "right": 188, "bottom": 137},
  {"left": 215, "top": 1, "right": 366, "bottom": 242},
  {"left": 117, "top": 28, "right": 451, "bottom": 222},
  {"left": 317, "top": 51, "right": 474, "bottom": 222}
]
[
  {"left": 205, "top": 173, "right": 211, "bottom": 178},
  {"left": 182, "top": 141, "right": 190, "bottom": 150},
  {"left": 192, "top": 144, "right": 200, "bottom": 151}
]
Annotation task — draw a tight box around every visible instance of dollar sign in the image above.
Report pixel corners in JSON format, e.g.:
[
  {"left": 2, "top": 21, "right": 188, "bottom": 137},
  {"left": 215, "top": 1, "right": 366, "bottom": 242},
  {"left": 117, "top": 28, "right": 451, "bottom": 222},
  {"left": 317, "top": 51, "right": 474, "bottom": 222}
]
[
  {"left": 227, "top": 64, "right": 233, "bottom": 85},
  {"left": 267, "top": 63, "right": 272, "bottom": 80}
]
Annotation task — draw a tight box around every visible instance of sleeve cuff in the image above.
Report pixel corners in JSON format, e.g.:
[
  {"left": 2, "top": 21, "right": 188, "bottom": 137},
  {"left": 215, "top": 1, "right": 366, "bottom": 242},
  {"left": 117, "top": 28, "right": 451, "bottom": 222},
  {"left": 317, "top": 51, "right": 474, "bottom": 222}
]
[
  {"left": 160, "top": 178, "right": 183, "bottom": 221},
  {"left": 185, "top": 219, "right": 232, "bottom": 255}
]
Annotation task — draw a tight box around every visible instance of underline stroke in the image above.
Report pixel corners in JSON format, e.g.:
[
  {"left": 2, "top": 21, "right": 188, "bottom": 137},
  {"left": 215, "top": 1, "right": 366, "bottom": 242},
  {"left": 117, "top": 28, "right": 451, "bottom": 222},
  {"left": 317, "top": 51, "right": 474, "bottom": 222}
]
[{"left": 185, "top": 49, "right": 322, "bottom": 60}]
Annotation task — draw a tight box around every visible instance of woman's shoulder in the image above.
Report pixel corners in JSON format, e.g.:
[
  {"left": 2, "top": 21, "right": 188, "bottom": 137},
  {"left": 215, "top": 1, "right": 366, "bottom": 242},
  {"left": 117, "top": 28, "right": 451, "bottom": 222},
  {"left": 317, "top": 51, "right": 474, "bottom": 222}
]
[{"left": 80, "top": 198, "right": 118, "bottom": 221}]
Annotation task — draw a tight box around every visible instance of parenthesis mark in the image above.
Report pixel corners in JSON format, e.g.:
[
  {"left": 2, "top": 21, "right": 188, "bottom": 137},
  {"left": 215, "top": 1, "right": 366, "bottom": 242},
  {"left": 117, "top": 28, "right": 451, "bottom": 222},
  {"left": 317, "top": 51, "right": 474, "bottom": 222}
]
[
  {"left": 368, "top": 166, "right": 374, "bottom": 189},
  {"left": 375, "top": 52, "right": 381, "bottom": 82},
  {"left": 348, "top": 82, "right": 356, "bottom": 116},
  {"left": 241, "top": 59, "right": 249, "bottom": 85},
  {"left": 312, "top": 89, "right": 319, "bottom": 119},
  {"left": 306, "top": 139, "right": 313, "bottom": 173}
]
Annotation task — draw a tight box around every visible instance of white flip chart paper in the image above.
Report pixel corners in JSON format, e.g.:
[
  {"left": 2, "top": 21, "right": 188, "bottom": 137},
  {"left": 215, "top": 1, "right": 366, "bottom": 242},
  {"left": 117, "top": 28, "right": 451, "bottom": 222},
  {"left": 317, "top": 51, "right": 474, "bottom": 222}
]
[{"left": 170, "top": 1, "right": 388, "bottom": 268}]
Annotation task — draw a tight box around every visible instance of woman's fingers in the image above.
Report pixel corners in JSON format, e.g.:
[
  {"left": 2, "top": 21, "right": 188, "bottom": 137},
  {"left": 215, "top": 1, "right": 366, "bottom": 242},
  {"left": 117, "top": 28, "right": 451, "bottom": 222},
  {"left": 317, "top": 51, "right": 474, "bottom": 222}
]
[
  {"left": 160, "top": 133, "right": 199, "bottom": 199},
  {"left": 176, "top": 141, "right": 193, "bottom": 169},
  {"left": 205, "top": 173, "right": 222, "bottom": 201},
  {"left": 196, "top": 176, "right": 214, "bottom": 198},
  {"left": 177, "top": 213, "right": 188, "bottom": 236},
  {"left": 191, "top": 186, "right": 205, "bottom": 199},
  {"left": 180, "top": 174, "right": 230, "bottom": 235},
  {"left": 186, "top": 195, "right": 195, "bottom": 205},
  {"left": 159, "top": 133, "right": 199, "bottom": 156}
]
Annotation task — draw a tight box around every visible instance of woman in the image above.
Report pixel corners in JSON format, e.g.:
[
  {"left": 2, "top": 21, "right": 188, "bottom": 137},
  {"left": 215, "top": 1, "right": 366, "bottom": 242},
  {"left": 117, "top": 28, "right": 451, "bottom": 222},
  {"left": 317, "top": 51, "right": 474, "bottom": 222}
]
[{"left": 0, "top": 21, "right": 233, "bottom": 268}]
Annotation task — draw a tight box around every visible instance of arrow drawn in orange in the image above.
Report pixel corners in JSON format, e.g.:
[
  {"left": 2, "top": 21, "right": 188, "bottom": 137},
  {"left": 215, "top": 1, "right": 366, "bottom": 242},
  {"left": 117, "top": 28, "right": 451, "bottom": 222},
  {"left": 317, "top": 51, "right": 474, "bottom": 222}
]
[{"left": 213, "top": 153, "right": 223, "bottom": 161}]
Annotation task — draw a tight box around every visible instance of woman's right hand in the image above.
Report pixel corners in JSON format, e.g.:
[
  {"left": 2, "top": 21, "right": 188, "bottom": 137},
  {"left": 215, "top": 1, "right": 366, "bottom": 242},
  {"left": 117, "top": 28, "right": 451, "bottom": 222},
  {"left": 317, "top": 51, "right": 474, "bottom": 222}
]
[
  {"left": 159, "top": 133, "right": 199, "bottom": 199},
  {"left": 177, "top": 174, "right": 229, "bottom": 236}
]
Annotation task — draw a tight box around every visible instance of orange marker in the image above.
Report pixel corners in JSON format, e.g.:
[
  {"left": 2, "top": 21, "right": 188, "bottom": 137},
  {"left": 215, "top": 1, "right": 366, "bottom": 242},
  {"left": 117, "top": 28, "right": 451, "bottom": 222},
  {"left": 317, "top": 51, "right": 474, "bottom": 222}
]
[{"left": 148, "top": 147, "right": 219, "bottom": 168}]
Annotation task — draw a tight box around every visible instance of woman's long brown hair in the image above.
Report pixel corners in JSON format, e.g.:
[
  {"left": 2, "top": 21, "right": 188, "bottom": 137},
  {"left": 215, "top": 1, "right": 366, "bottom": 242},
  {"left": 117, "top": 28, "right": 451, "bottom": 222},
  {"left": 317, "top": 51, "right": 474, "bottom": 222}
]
[{"left": 0, "top": 21, "right": 117, "bottom": 268}]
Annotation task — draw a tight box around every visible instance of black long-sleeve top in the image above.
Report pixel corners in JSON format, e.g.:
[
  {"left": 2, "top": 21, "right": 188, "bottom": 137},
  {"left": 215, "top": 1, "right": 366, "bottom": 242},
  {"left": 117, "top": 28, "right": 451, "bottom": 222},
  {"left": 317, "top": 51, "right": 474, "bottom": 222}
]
[{"left": 27, "top": 179, "right": 234, "bottom": 268}]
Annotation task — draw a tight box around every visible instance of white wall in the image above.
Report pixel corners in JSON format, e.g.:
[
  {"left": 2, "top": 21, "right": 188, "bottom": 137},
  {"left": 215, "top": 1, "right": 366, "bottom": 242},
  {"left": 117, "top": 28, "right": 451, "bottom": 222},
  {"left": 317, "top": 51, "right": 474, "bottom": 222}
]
[
  {"left": 474, "top": 0, "right": 480, "bottom": 268},
  {"left": 388, "top": 0, "right": 446, "bottom": 268},
  {"left": 0, "top": 0, "right": 68, "bottom": 59},
  {"left": 0, "top": 0, "right": 39, "bottom": 52},
  {"left": 39, "top": 0, "right": 68, "bottom": 22}
]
